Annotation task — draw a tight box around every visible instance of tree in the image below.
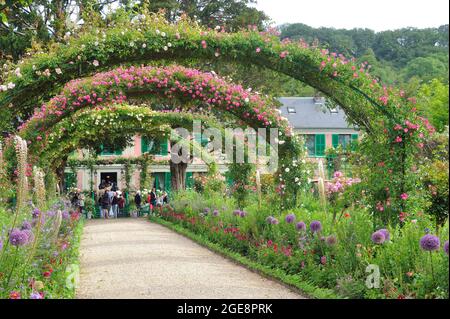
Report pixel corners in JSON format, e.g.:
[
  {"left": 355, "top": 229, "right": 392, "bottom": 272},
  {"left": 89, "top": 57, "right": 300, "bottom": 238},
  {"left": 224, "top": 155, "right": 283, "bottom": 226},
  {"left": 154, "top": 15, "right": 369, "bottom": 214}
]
[
  {"left": 403, "top": 56, "right": 448, "bottom": 83},
  {"left": 417, "top": 79, "right": 449, "bottom": 132}
]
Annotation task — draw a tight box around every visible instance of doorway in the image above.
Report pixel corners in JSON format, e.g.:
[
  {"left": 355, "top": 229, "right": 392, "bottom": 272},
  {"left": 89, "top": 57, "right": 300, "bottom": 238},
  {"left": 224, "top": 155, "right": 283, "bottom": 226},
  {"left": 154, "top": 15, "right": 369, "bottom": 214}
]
[{"left": 100, "top": 172, "right": 118, "bottom": 190}]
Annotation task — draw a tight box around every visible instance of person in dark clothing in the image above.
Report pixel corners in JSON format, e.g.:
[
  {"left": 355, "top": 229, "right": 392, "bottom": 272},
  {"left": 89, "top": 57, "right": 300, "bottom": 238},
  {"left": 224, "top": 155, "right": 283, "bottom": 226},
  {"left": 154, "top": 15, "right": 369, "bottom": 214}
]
[
  {"left": 100, "top": 190, "right": 111, "bottom": 219},
  {"left": 99, "top": 179, "right": 106, "bottom": 190},
  {"left": 149, "top": 188, "right": 157, "bottom": 214},
  {"left": 134, "top": 191, "right": 142, "bottom": 215}
]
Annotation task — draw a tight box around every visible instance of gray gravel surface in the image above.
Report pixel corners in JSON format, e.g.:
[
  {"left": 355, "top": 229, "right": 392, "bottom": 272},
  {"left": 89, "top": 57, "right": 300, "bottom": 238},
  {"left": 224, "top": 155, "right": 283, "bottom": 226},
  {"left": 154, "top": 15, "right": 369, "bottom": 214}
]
[{"left": 76, "top": 218, "right": 305, "bottom": 299}]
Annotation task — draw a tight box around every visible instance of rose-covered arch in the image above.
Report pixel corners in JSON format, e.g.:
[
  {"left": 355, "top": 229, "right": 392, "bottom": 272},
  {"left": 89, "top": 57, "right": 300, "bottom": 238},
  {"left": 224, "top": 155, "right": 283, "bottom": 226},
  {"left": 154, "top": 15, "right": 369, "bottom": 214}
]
[
  {"left": 1, "top": 14, "right": 414, "bottom": 132},
  {"left": 13, "top": 65, "right": 300, "bottom": 197},
  {"left": 0, "top": 15, "right": 433, "bottom": 223}
]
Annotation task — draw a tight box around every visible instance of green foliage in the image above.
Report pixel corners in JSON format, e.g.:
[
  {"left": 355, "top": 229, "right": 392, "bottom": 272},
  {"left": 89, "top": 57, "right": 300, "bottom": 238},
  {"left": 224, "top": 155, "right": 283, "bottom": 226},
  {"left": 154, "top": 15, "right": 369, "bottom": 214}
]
[
  {"left": 280, "top": 23, "right": 449, "bottom": 84},
  {"left": 417, "top": 79, "right": 449, "bottom": 132},
  {"left": 162, "top": 189, "right": 449, "bottom": 299}
]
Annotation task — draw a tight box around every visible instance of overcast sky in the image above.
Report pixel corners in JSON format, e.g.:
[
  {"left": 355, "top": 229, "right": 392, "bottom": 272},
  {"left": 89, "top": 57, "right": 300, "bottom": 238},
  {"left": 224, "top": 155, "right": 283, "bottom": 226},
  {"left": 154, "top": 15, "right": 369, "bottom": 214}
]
[{"left": 253, "top": 0, "right": 449, "bottom": 31}]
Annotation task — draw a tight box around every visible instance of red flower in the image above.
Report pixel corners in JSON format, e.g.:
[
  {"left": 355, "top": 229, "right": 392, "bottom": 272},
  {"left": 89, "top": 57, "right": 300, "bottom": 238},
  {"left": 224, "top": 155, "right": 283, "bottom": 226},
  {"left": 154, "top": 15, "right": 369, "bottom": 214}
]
[{"left": 9, "top": 291, "right": 21, "bottom": 299}]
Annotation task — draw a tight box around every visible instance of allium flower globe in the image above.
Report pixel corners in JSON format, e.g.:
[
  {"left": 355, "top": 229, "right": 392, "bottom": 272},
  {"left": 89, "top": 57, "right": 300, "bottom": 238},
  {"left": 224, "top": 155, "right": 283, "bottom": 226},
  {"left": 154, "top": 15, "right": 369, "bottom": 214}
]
[
  {"left": 285, "top": 214, "right": 296, "bottom": 224},
  {"left": 444, "top": 241, "right": 449, "bottom": 256},
  {"left": 326, "top": 235, "right": 337, "bottom": 246},
  {"left": 310, "top": 221, "right": 322, "bottom": 233},
  {"left": 420, "top": 234, "right": 440, "bottom": 252},
  {"left": 296, "top": 221, "right": 306, "bottom": 231},
  {"left": 371, "top": 231, "right": 386, "bottom": 245},
  {"left": 9, "top": 228, "right": 29, "bottom": 246}
]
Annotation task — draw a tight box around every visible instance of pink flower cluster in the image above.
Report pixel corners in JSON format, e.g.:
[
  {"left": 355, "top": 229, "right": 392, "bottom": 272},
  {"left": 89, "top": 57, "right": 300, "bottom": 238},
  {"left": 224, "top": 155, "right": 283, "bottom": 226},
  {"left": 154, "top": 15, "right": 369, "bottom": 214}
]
[
  {"left": 20, "top": 65, "right": 292, "bottom": 145},
  {"left": 325, "top": 171, "right": 361, "bottom": 196}
]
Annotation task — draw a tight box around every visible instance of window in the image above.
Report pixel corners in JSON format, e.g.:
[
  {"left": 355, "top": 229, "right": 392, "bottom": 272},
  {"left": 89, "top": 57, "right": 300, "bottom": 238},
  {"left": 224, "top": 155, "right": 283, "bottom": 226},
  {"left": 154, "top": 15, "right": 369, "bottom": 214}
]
[
  {"left": 304, "top": 134, "right": 326, "bottom": 157},
  {"left": 330, "top": 108, "right": 338, "bottom": 114},
  {"left": 100, "top": 144, "right": 122, "bottom": 156},
  {"left": 142, "top": 137, "right": 168, "bottom": 155},
  {"left": 287, "top": 107, "right": 296, "bottom": 114},
  {"left": 305, "top": 135, "right": 316, "bottom": 156},
  {"left": 332, "top": 134, "right": 359, "bottom": 149}
]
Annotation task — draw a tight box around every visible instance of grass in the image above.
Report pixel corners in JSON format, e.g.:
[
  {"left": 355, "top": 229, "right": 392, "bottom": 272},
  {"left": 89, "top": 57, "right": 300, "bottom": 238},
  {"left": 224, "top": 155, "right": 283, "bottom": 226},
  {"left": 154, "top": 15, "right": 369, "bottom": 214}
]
[{"left": 149, "top": 216, "right": 340, "bottom": 299}]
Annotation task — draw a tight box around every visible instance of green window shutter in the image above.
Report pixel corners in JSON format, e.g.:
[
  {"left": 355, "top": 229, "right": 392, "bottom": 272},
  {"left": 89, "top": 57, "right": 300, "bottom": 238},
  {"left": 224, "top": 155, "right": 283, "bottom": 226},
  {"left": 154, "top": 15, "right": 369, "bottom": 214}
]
[
  {"left": 186, "top": 172, "right": 194, "bottom": 188},
  {"left": 141, "top": 137, "right": 149, "bottom": 154},
  {"left": 351, "top": 134, "right": 359, "bottom": 151},
  {"left": 160, "top": 139, "right": 168, "bottom": 155},
  {"left": 226, "top": 175, "right": 234, "bottom": 187},
  {"left": 115, "top": 148, "right": 123, "bottom": 155},
  {"left": 315, "top": 134, "right": 326, "bottom": 157},
  {"left": 164, "top": 172, "right": 171, "bottom": 193},
  {"left": 154, "top": 174, "right": 160, "bottom": 190},
  {"left": 332, "top": 134, "right": 339, "bottom": 148}
]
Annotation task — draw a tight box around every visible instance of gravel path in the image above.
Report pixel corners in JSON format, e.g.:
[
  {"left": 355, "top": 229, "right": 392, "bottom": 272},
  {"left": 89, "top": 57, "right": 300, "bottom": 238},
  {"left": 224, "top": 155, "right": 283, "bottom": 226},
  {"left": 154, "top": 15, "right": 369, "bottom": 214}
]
[{"left": 76, "top": 218, "right": 305, "bottom": 299}]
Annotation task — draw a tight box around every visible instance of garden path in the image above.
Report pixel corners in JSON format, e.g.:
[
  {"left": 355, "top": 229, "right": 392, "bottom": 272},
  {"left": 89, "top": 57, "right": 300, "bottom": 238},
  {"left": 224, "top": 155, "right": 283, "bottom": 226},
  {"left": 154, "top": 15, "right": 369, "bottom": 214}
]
[{"left": 76, "top": 218, "right": 305, "bottom": 299}]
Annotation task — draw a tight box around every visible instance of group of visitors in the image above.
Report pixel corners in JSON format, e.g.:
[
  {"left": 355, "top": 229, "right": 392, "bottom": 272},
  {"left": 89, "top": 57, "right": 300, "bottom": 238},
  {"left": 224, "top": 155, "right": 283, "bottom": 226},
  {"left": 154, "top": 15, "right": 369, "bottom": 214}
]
[
  {"left": 98, "top": 187, "right": 126, "bottom": 219},
  {"left": 134, "top": 187, "right": 168, "bottom": 216}
]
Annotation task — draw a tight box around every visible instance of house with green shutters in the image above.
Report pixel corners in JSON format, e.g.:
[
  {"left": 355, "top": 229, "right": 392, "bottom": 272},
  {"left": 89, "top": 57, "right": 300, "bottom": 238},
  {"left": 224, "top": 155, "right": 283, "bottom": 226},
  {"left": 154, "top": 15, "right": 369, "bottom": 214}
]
[
  {"left": 278, "top": 97, "right": 359, "bottom": 159},
  {"left": 65, "top": 97, "right": 359, "bottom": 193}
]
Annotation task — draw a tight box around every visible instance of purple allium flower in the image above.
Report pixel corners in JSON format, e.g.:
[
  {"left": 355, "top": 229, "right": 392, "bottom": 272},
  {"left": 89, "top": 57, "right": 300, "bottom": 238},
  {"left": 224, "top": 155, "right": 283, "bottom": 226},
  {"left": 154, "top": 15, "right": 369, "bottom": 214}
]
[
  {"left": 21, "top": 221, "right": 32, "bottom": 230},
  {"left": 240, "top": 211, "right": 247, "bottom": 218},
  {"left": 213, "top": 209, "right": 219, "bottom": 217},
  {"left": 0, "top": 238, "right": 3, "bottom": 250},
  {"left": 9, "top": 228, "right": 29, "bottom": 246},
  {"left": 444, "top": 241, "right": 449, "bottom": 256},
  {"left": 378, "top": 229, "right": 390, "bottom": 242},
  {"left": 320, "top": 256, "right": 327, "bottom": 265},
  {"left": 285, "top": 214, "right": 296, "bottom": 224},
  {"left": 420, "top": 234, "right": 440, "bottom": 252},
  {"left": 62, "top": 211, "right": 70, "bottom": 219},
  {"left": 371, "top": 231, "right": 386, "bottom": 245},
  {"left": 32, "top": 208, "right": 40, "bottom": 219},
  {"left": 326, "top": 235, "right": 337, "bottom": 246},
  {"left": 271, "top": 218, "right": 279, "bottom": 225},
  {"left": 266, "top": 216, "right": 274, "bottom": 224},
  {"left": 310, "top": 221, "right": 322, "bottom": 233},
  {"left": 29, "top": 292, "right": 42, "bottom": 299},
  {"left": 296, "top": 221, "right": 306, "bottom": 231},
  {"left": 233, "top": 210, "right": 241, "bottom": 216},
  {"left": 203, "top": 208, "right": 210, "bottom": 215}
]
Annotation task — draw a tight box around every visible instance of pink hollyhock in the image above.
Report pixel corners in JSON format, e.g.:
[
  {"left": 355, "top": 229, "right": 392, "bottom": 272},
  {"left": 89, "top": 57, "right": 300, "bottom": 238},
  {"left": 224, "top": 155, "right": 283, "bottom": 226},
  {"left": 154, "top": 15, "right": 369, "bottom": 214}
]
[
  {"left": 256, "top": 47, "right": 261, "bottom": 53},
  {"left": 400, "top": 193, "right": 409, "bottom": 200},
  {"left": 395, "top": 136, "right": 403, "bottom": 143}
]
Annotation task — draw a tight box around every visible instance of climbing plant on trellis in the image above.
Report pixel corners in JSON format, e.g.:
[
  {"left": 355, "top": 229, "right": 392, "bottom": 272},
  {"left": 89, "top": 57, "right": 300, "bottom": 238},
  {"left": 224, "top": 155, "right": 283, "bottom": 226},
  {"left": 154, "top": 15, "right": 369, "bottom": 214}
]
[{"left": 0, "top": 14, "right": 434, "bottom": 221}]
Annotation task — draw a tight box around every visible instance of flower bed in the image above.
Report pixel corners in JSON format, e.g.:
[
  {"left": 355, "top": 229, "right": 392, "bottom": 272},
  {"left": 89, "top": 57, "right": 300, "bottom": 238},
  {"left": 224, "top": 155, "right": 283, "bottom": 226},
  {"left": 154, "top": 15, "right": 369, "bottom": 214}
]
[
  {"left": 156, "top": 190, "right": 449, "bottom": 299},
  {"left": 0, "top": 199, "right": 83, "bottom": 299}
]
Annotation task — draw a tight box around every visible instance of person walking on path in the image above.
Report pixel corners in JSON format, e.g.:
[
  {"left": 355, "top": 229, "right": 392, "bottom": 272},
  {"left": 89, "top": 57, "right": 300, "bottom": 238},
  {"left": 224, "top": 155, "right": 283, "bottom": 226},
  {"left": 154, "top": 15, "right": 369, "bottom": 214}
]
[
  {"left": 149, "top": 188, "right": 157, "bottom": 215},
  {"left": 111, "top": 192, "right": 119, "bottom": 219},
  {"left": 134, "top": 191, "right": 142, "bottom": 216},
  {"left": 100, "top": 189, "right": 112, "bottom": 219}
]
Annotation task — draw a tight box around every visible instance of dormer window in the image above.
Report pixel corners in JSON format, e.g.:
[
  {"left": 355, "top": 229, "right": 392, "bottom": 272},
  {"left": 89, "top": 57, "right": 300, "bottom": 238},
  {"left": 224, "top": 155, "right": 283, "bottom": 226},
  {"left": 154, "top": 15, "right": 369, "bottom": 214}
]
[{"left": 287, "top": 107, "right": 296, "bottom": 114}]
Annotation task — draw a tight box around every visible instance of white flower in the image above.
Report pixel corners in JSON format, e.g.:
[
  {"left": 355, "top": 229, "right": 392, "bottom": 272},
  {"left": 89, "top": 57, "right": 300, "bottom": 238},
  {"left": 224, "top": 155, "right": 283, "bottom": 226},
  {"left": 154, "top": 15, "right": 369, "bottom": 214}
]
[
  {"left": 285, "top": 167, "right": 290, "bottom": 173},
  {"left": 295, "top": 177, "right": 300, "bottom": 182},
  {"left": 130, "top": 41, "right": 135, "bottom": 47},
  {"left": 55, "top": 68, "right": 62, "bottom": 75},
  {"left": 7, "top": 82, "right": 15, "bottom": 89},
  {"left": 244, "top": 98, "right": 250, "bottom": 103},
  {"left": 93, "top": 60, "right": 99, "bottom": 67},
  {"left": 163, "top": 46, "right": 168, "bottom": 51},
  {"left": 167, "top": 42, "right": 172, "bottom": 47},
  {"left": 215, "top": 52, "right": 220, "bottom": 57},
  {"left": 94, "top": 41, "right": 99, "bottom": 46},
  {"left": 155, "top": 29, "right": 160, "bottom": 35},
  {"left": 142, "top": 43, "right": 147, "bottom": 48},
  {"left": 0, "top": 85, "right": 7, "bottom": 91},
  {"left": 161, "top": 32, "right": 166, "bottom": 37},
  {"left": 279, "top": 140, "right": 285, "bottom": 145},
  {"left": 215, "top": 25, "right": 221, "bottom": 30},
  {"left": 15, "top": 67, "right": 22, "bottom": 77}
]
